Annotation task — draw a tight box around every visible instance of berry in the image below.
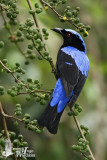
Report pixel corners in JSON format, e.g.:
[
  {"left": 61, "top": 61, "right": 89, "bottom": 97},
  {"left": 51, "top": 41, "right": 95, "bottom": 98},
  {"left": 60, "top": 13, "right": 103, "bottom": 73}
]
[
  {"left": 0, "top": 41, "right": 4, "bottom": 48},
  {"left": 45, "top": 6, "right": 48, "bottom": 11}
]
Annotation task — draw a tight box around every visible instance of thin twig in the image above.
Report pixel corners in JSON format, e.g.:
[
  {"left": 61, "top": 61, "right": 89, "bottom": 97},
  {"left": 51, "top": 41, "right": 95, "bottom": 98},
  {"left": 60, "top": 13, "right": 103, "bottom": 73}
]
[
  {"left": 0, "top": 102, "right": 18, "bottom": 160},
  {"left": 26, "top": 0, "right": 57, "bottom": 78},
  {"left": 0, "top": 104, "right": 41, "bottom": 131},
  {"left": 27, "top": 0, "right": 46, "bottom": 50},
  {"left": 73, "top": 115, "right": 95, "bottom": 160},
  {"left": 0, "top": 60, "right": 28, "bottom": 88},
  {"left": 17, "top": 89, "right": 52, "bottom": 95},
  {"left": 0, "top": 3, "right": 7, "bottom": 11},
  {"left": 40, "top": 0, "right": 81, "bottom": 30},
  {"left": 0, "top": 7, "right": 26, "bottom": 57},
  {"left": 2, "top": 113, "right": 23, "bottom": 122},
  {"left": 26, "top": 0, "right": 39, "bottom": 27},
  {"left": 0, "top": 102, "right": 10, "bottom": 139},
  {"left": 0, "top": 60, "right": 52, "bottom": 96}
]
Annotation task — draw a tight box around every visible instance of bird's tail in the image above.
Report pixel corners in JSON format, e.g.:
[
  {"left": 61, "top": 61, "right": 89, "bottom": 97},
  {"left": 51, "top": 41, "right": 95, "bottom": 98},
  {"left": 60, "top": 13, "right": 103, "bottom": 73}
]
[{"left": 37, "top": 102, "right": 64, "bottom": 134}]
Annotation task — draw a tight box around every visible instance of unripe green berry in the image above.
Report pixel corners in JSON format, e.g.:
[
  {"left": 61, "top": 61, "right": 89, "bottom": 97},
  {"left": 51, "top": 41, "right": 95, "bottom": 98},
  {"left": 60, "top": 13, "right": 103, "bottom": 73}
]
[
  {"left": 9, "top": 132, "right": 16, "bottom": 139},
  {"left": 68, "top": 112, "right": 73, "bottom": 116},
  {"left": 35, "top": 97, "right": 41, "bottom": 102},
  {"left": 86, "top": 25, "right": 91, "bottom": 31},
  {"left": 18, "top": 134, "right": 23, "bottom": 141},
  {"left": 38, "top": 56, "right": 43, "bottom": 60},
  {"left": 27, "top": 78, "right": 32, "bottom": 83},
  {"left": 26, "top": 34, "right": 32, "bottom": 40},
  {"left": 62, "top": 0, "right": 67, "bottom": 4},
  {"left": 88, "top": 156, "right": 92, "bottom": 160},
  {"left": 44, "top": 51, "right": 49, "bottom": 56},
  {"left": 34, "top": 80, "right": 39, "bottom": 84},
  {"left": 13, "top": 139, "right": 20, "bottom": 147},
  {"left": 0, "top": 86, "right": 4, "bottom": 91},
  {"left": 42, "top": 28, "right": 47, "bottom": 33},
  {"left": 76, "top": 7, "right": 80, "bottom": 11},
  {"left": 66, "top": 11, "right": 72, "bottom": 17},
  {"left": 22, "top": 141, "right": 28, "bottom": 147},
  {"left": 74, "top": 18, "right": 80, "bottom": 24},
  {"left": 17, "top": 30, "right": 22, "bottom": 37},
  {"left": 36, "top": 129, "right": 42, "bottom": 134},
  {"left": 24, "top": 114, "right": 31, "bottom": 119},
  {"left": 36, "top": 8, "right": 41, "bottom": 14},
  {"left": 74, "top": 103, "right": 79, "bottom": 108},
  {"left": 36, "top": 39, "right": 41, "bottom": 43},
  {"left": 47, "top": 57, "right": 52, "bottom": 61},
  {"left": 73, "top": 111, "right": 78, "bottom": 116},
  {"left": 14, "top": 121, "right": 18, "bottom": 126},
  {"left": 15, "top": 111, "right": 22, "bottom": 116},
  {"left": 16, "top": 104, "right": 21, "bottom": 108},
  {"left": 0, "top": 41, "right": 4, "bottom": 48},
  {"left": 29, "top": 10, "right": 35, "bottom": 14},
  {"left": 15, "top": 62, "right": 20, "bottom": 67},
  {"left": 35, "top": 3, "right": 39, "bottom": 8},
  {"left": 72, "top": 145, "right": 77, "bottom": 150},
  {"left": 2, "top": 59, "right": 7, "bottom": 64},
  {"left": 28, "top": 44, "right": 33, "bottom": 50},
  {"left": 78, "top": 106, "right": 82, "bottom": 112},
  {"left": 40, "top": 99, "right": 46, "bottom": 105},
  {"left": 72, "top": 10, "right": 77, "bottom": 17},
  {"left": 26, "top": 96, "right": 31, "bottom": 101}
]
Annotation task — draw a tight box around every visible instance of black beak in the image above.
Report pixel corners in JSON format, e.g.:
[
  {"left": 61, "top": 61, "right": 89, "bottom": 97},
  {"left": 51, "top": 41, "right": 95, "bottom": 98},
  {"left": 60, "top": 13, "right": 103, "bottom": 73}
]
[{"left": 51, "top": 28, "right": 63, "bottom": 35}]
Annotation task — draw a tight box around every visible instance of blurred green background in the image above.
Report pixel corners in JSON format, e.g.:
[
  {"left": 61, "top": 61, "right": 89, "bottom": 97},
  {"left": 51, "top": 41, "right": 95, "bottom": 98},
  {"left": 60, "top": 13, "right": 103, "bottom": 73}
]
[{"left": 0, "top": 0, "right": 107, "bottom": 160}]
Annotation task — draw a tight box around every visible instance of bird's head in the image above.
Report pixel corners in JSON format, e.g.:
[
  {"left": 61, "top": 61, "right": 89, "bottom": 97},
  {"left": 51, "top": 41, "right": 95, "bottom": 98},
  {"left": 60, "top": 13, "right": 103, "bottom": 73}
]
[{"left": 52, "top": 28, "right": 86, "bottom": 53}]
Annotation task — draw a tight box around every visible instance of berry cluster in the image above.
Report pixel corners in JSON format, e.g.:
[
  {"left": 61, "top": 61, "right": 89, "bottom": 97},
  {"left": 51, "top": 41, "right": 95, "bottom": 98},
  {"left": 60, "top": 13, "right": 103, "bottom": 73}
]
[
  {"left": 1, "top": 0, "right": 19, "bottom": 25},
  {"left": 68, "top": 103, "right": 83, "bottom": 116}
]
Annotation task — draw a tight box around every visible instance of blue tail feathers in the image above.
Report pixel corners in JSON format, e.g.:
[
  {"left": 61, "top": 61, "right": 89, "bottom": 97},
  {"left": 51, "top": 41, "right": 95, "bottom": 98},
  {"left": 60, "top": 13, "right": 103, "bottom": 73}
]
[{"left": 37, "top": 78, "right": 73, "bottom": 134}]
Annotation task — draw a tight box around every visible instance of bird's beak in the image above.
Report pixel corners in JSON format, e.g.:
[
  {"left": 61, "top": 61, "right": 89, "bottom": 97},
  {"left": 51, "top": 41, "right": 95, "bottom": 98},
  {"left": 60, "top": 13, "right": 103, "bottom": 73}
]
[{"left": 51, "top": 28, "right": 63, "bottom": 35}]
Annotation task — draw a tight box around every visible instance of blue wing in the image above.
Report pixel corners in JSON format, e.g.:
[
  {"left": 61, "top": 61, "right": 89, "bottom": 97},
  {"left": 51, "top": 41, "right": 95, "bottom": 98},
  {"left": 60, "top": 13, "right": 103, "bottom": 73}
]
[{"left": 50, "top": 78, "right": 73, "bottom": 113}]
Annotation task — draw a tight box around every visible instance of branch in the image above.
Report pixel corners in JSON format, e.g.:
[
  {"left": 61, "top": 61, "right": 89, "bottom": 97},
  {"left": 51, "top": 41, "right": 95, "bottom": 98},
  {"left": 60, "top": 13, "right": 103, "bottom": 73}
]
[
  {"left": 17, "top": 89, "right": 52, "bottom": 95},
  {"left": 73, "top": 115, "right": 95, "bottom": 160},
  {"left": 26, "top": 0, "right": 57, "bottom": 78},
  {"left": 0, "top": 60, "right": 28, "bottom": 88},
  {"left": 0, "top": 7, "right": 26, "bottom": 57},
  {"left": 0, "top": 103, "right": 42, "bottom": 133},
  {"left": 40, "top": 0, "right": 81, "bottom": 30},
  {"left": 0, "top": 102, "right": 10, "bottom": 139},
  {"left": 26, "top": 0, "right": 39, "bottom": 27},
  {"left": 0, "top": 102, "right": 18, "bottom": 160},
  {"left": 0, "top": 3, "right": 7, "bottom": 11},
  {"left": 0, "top": 60, "right": 52, "bottom": 96}
]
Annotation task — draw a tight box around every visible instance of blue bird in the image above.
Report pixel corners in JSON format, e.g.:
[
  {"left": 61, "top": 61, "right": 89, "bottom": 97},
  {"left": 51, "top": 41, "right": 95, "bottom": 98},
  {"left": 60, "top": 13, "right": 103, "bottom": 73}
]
[{"left": 37, "top": 28, "right": 90, "bottom": 134}]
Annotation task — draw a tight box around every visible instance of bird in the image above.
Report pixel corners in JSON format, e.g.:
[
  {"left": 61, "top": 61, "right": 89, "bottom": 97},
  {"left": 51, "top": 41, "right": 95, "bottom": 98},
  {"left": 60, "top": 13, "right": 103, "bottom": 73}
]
[
  {"left": 2, "top": 139, "right": 13, "bottom": 158},
  {"left": 37, "top": 28, "right": 90, "bottom": 134}
]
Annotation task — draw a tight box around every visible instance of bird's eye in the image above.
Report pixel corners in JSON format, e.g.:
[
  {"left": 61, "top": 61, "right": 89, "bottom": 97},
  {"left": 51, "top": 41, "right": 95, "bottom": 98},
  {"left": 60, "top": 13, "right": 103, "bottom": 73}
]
[{"left": 67, "top": 33, "right": 71, "bottom": 37}]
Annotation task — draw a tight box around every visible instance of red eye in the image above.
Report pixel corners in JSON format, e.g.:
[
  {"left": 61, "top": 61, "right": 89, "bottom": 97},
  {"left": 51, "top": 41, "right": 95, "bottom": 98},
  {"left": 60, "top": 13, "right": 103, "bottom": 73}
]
[{"left": 67, "top": 33, "right": 71, "bottom": 37}]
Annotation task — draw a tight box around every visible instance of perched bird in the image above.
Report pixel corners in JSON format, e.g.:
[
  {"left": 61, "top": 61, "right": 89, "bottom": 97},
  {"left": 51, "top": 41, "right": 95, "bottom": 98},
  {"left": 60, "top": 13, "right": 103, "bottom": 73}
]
[{"left": 38, "top": 28, "right": 90, "bottom": 134}]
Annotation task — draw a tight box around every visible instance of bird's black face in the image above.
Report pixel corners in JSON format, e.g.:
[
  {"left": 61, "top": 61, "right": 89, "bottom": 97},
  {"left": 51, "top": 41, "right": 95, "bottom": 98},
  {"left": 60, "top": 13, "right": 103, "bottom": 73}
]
[{"left": 52, "top": 28, "right": 85, "bottom": 52}]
